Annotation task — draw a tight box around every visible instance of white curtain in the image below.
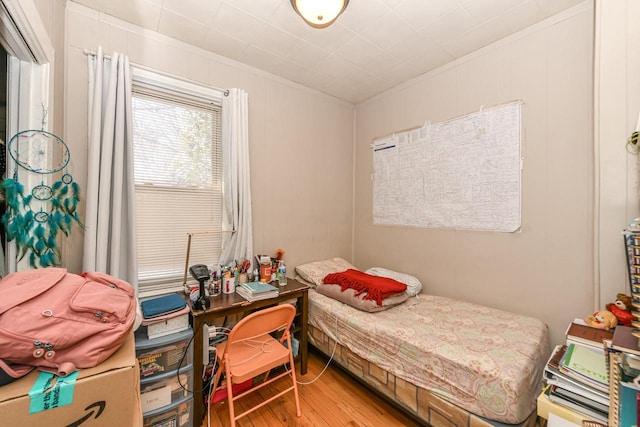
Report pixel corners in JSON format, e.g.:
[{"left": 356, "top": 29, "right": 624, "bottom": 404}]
[
  {"left": 219, "top": 89, "right": 253, "bottom": 267},
  {"left": 83, "top": 46, "right": 138, "bottom": 287}
]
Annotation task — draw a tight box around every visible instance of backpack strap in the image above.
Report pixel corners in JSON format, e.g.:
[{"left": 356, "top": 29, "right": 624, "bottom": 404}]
[{"left": 0, "top": 358, "right": 33, "bottom": 386}]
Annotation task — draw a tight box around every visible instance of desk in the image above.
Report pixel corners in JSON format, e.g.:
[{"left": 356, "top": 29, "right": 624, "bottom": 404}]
[{"left": 190, "top": 279, "right": 310, "bottom": 423}]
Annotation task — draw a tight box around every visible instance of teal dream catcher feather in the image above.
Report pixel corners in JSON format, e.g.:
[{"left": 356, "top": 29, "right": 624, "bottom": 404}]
[{"left": 2, "top": 130, "right": 84, "bottom": 268}]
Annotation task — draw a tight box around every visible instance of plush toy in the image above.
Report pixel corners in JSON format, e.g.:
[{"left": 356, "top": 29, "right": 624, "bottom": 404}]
[
  {"left": 606, "top": 293, "right": 634, "bottom": 326},
  {"left": 584, "top": 310, "right": 618, "bottom": 330}
]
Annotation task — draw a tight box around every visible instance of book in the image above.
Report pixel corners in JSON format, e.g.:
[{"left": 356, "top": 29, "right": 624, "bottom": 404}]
[
  {"left": 236, "top": 286, "right": 279, "bottom": 302},
  {"left": 565, "top": 321, "right": 613, "bottom": 354},
  {"left": 619, "top": 380, "right": 640, "bottom": 427},
  {"left": 547, "top": 344, "right": 567, "bottom": 370},
  {"left": 545, "top": 375, "right": 610, "bottom": 406},
  {"left": 544, "top": 345, "right": 609, "bottom": 403},
  {"left": 612, "top": 325, "right": 640, "bottom": 356},
  {"left": 560, "top": 343, "right": 609, "bottom": 392},
  {"left": 545, "top": 386, "right": 608, "bottom": 424},
  {"left": 549, "top": 385, "right": 609, "bottom": 412},
  {"left": 240, "top": 281, "right": 279, "bottom": 294}
]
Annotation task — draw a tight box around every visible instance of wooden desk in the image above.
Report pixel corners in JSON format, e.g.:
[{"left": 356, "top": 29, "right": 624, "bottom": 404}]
[{"left": 190, "top": 279, "right": 310, "bottom": 423}]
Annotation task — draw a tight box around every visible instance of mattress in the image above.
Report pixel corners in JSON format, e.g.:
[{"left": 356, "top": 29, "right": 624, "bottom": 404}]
[{"left": 308, "top": 290, "right": 550, "bottom": 424}]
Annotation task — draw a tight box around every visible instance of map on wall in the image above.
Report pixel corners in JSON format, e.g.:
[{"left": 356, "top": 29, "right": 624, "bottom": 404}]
[{"left": 372, "top": 101, "right": 522, "bottom": 232}]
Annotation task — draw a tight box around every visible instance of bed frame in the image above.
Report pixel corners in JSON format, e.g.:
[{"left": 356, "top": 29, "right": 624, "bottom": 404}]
[{"left": 309, "top": 324, "right": 539, "bottom": 427}]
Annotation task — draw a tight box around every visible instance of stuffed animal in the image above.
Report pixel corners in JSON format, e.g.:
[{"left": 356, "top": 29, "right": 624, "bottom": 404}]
[
  {"left": 584, "top": 310, "right": 618, "bottom": 330},
  {"left": 606, "top": 293, "right": 634, "bottom": 326}
]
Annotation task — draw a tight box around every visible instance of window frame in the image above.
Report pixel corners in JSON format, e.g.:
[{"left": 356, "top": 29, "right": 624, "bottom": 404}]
[{"left": 131, "top": 66, "right": 224, "bottom": 297}]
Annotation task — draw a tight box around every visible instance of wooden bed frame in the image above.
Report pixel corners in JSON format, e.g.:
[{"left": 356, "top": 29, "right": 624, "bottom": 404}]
[{"left": 308, "top": 324, "right": 540, "bottom": 427}]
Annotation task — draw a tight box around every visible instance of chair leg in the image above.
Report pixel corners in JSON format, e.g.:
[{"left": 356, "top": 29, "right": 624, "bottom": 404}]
[
  {"left": 208, "top": 363, "right": 224, "bottom": 419},
  {"left": 225, "top": 362, "right": 236, "bottom": 427},
  {"left": 211, "top": 365, "right": 223, "bottom": 397},
  {"left": 287, "top": 336, "right": 302, "bottom": 418}
]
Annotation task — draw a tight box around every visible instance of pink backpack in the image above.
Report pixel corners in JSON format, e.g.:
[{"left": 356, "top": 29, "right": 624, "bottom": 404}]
[{"left": 0, "top": 268, "right": 136, "bottom": 385}]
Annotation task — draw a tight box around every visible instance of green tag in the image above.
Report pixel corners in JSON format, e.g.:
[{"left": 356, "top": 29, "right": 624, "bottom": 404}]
[{"left": 28, "top": 370, "right": 80, "bottom": 414}]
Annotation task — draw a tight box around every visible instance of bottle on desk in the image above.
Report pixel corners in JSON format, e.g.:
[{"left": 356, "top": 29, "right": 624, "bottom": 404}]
[{"left": 278, "top": 261, "right": 287, "bottom": 286}]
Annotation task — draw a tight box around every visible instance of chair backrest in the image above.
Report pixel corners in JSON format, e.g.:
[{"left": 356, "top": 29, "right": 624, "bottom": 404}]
[{"left": 227, "top": 304, "right": 296, "bottom": 345}]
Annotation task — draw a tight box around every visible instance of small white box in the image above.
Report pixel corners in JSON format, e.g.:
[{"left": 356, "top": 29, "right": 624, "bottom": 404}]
[{"left": 147, "top": 313, "right": 189, "bottom": 340}]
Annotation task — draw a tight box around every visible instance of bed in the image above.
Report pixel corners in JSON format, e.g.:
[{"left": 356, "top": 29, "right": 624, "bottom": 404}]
[{"left": 296, "top": 258, "right": 550, "bottom": 427}]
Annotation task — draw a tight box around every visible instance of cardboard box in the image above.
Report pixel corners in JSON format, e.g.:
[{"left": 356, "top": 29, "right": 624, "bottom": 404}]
[{"left": 0, "top": 333, "right": 142, "bottom": 427}]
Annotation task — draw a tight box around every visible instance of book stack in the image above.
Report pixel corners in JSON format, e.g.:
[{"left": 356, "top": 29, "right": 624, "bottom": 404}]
[
  {"left": 542, "top": 320, "right": 612, "bottom": 423},
  {"left": 236, "top": 281, "right": 279, "bottom": 302},
  {"left": 566, "top": 321, "right": 613, "bottom": 355}
]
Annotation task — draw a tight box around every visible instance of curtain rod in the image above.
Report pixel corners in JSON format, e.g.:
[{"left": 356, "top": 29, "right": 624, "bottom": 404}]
[{"left": 82, "top": 48, "right": 230, "bottom": 96}]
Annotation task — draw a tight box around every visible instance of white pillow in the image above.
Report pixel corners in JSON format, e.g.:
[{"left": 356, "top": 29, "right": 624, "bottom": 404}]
[
  {"left": 295, "top": 257, "right": 357, "bottom": 287},
  {"left": 364, "top": 267, "right": 422, "bottom": 297}
]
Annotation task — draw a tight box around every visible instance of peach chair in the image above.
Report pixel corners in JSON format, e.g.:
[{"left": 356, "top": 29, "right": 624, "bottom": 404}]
[{"left": 210, "top": 304, "right": 302, "bottom": 426}]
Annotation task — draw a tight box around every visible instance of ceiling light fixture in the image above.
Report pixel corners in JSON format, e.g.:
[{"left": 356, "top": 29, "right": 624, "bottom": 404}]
[{"left": 290, "top": 0, "right": 350, "bottom": 29}]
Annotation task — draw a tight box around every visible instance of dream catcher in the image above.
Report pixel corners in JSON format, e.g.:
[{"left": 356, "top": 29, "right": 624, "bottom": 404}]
[{"left": 2, "top": 129, "right": 83, "bottom": 268}]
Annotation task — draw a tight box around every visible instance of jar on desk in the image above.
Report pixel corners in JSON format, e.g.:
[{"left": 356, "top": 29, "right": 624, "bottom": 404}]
[
  {"left": 209, "top": 279, "right": 220, "bottom": 296},
  {"left": 260, "top": 261, "right": 271, "bottom": 282}
]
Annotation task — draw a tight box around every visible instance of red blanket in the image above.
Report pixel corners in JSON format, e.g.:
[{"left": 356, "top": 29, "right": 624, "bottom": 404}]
[{"left": 323, "top": 269, "right": 407, "bottom": 306}]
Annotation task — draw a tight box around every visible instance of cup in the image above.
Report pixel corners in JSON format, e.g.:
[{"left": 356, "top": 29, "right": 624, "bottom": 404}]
[
  {"left": 222, "top": 276, "right": 235, "bottom": 294},
  {"left": 278, "top": 273, "right": 287, "bottom": 287}
]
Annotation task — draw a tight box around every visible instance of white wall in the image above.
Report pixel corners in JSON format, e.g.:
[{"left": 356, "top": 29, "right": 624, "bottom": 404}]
[
  {"left": 594, "top": 1, "right": 640, "bottom": 309},
  {"left": 33, "top": 0, "right": 65, "bottom": 140},
  {"left": 353, "top": 3, "right": 594, "bottom": 348},
  {"left": 60, "top": 2, "right": 355, "bottom": 276}
]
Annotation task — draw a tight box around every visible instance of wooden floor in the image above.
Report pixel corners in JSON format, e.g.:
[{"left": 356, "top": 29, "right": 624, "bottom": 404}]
[{"left": 203, "top": 348, "right": 422, "bottom": 427}]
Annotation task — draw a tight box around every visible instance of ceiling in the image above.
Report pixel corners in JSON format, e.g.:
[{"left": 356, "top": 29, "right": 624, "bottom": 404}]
[{"left": 70, "top": 0, "right": 585, "bottom": 104}]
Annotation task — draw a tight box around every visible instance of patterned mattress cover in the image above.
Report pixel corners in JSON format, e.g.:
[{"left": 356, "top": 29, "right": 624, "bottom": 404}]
[{"left": 308, "top": 290, "right": 550, "bottom": 424}]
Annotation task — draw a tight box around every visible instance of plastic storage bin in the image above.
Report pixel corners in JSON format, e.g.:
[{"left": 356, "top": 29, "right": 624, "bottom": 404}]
[
  {"left": 140, "top": 364, "right": 193, "bottom": 413},
  {"left": 136, "top": 328, "right": 193, "bottom": 379},
  {"left": 143, "top": 396, "right": 193, "bottom": 427}
]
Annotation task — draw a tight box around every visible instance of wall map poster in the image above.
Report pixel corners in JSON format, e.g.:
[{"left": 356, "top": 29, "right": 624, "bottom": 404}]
[{"left": 372, "top": 101, "right": 521, "bottom": 232}]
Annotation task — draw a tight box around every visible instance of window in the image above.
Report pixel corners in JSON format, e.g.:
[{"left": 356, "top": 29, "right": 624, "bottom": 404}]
[{"left": 131, "top": 69, "right": 223, "bottom": 296}]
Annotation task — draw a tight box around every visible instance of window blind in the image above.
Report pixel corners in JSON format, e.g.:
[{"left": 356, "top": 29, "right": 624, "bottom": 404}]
[{"left": 131, "top": 82, "right": 223, "bottom": 297}]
